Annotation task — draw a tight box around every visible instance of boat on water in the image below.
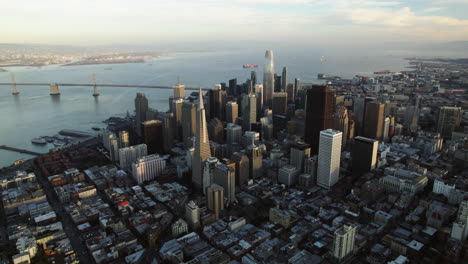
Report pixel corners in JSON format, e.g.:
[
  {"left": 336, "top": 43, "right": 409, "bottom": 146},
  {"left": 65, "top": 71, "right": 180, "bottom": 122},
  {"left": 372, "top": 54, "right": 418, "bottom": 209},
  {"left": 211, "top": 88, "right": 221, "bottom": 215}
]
[
  {"left": 92, "top": 127, "right": 101, "bottom": 131},
  {"left": 243, "top": 64, "right": 258, "bottom": 68},
  {"left": 374, "top": 70, "right": 391, "bottom": 74},
  {"left": 31, "top": 138, "right": 47, "bottom": 145}
]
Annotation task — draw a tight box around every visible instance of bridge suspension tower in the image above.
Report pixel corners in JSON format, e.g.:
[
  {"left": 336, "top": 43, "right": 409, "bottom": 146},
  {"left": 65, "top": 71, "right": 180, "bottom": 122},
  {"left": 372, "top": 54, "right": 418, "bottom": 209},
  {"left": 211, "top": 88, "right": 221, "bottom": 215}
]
[
  {"left": 11, "top": 73, "right": 19, "bottom": 95},
  {"left": 92, "top": 73, "right": 99, "bottom": 96}
]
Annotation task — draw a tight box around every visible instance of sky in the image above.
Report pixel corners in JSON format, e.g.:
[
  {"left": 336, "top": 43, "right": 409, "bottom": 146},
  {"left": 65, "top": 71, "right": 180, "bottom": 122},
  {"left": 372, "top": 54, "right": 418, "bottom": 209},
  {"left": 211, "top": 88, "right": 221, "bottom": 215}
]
[{"left": 2, "top": 0, "right": 468, "bottom": 47}]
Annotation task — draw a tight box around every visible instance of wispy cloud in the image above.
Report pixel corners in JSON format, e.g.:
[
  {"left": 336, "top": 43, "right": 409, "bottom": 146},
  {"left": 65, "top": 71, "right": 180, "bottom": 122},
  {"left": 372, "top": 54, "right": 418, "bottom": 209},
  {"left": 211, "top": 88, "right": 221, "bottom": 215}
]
[{"left": 423, "top": 7, "right": 444, "bottom": 12}]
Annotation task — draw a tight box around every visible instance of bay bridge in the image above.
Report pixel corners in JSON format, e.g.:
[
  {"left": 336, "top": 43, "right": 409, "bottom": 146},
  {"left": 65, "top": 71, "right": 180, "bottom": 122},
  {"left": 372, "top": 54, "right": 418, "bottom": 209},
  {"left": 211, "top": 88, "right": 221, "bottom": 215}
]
[{"left": 1, "top": 73, "right": 209, "bottom": 96}]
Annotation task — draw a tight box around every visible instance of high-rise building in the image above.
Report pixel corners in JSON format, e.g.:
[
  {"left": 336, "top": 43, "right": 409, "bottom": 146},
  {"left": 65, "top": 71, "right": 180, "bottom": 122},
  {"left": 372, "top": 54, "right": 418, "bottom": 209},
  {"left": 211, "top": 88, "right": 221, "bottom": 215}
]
[
  {"left": 132, "top": 154, "right": 166, "bottom": 184},
  {"left": 192, "top": 89, "right": 212, "bottom": 189},
  {"left": 208, "top": 118, "right": 224, "bottom": 144},
  {"left": 135, "top": 93, "right": 149, "bottom": 136},
  {"left": 304, "top": 85, "right": 335, "bottom": 155},
  {"left": 333, "top": 106, "right": 349, "bottom": 148},
  {"left": 294, "top": 78, "right": 300, "bottom": 95},
  {"left": 226, "top": 101, "right": 239, "bottom": 124},
  {"left": 118, "top": 130, "right": 130, "bottom": 149},
  {"left": 278, "top": 165, "right": 299, "bottom": 187},
  {"left": 317, "top": 129, "right": 342, "bottom": 189},
  {"left": 119, "top": 144, "right": 148, "bottom": 169},
  {"left": 251, "top": 71, "right": 257, "bottom": 86},
  {"left": 231, "top": 152, "right": 250, "bottom": 187},
  {"left": 332, "top": 224, "right": 357, "bottom": 262},
  {"left": 290, "top": 141, "right": 311, "bottom": 173},
  {"left": 102, "top": 130, "right": 115, "bottom": 151},
  {"left": 185, "top": 200, "right": 200, "bottom": 229},
  {"left": 209, "top": 84, "right": 224, "bottom": 120},
  {"left": 286, "top": 83, "right": 295, "bottom": 103},
  {"left": 182, "top": 101, "right": 196, "bottom": 147},
  {"left": 157, "top": 112, "right": 175, "bottom": 153},
  {"left": 361, "top": 97, "right": 377, "bottom": 134},
  {"left": 172, "top": 98, "right": 184, "bottom": 141},
  {"left": 352, "top": 136, "right": 378, "bottom": 175},
  {"left": 437, "top": 106, "right": 462, "bottom": 139},
  {"left": 451, "top": 201, "right": 468, "bottom": 241},
  {"left": 254, "top": 84, "right": 264, "bottom": 111},
  {"left": 214, "top": 162, "right": 236, "bottom": 206},
  {"left": 109, "top": 137, "right": 119, "bottom": 162},
  {"left": 203, "top": 157, "right": 220, "bottom": 194},
  {"left": 272, "top": 92, "right": 288, "bottom": 115},
  {"left": 263, "top": 50, "right": 274, "bottom": 109},
  {"left": 304, "top": 155, "right": 318, "bottom": 182},
  {"left": 207, "top": 184, "right": 224, "bottom": 219},
  {"left": 247, "top": 142, "right": 263, "bottom": 179},
  {"left": 225, "top": 123, "right": 242, "bottom": 150},
  {"left": 141, "top": 120, "right": 163, "bottom": 154},
  {"left": 229, "top": 78, "right": 237, "bottom": 96},
  {"left": 274, "top": 74, "right": 282, "bottom": 93},
  {"left": 383, "top": 117, "right": 390, "bottom": 142},
  {"left": 281, "top": 67, "right": 287, "bottom": 92},
  {"left": 363, "top": 101, "right": 385, "bottom": 141},
  {"left": 242, "top": 93, "right": 257, "bottom": 131},
  {"left": 173, "top": 83, "right": 185, "bottom": 99}
]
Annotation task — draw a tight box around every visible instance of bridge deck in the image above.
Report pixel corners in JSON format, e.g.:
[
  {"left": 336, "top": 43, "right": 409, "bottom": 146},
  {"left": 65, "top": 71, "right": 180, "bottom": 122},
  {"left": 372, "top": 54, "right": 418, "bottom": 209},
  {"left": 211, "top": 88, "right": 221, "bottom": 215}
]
[{"left": 0, "top": 83, "right": 208, "bottom": 90}]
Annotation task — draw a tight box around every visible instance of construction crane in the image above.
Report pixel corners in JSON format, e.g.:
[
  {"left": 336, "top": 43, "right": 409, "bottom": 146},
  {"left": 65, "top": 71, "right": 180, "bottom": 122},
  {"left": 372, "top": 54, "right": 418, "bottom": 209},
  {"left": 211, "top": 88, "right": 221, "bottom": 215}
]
[
  {"left": 11, "top": 73, "right": 19, "bottom": 95},
  {"left": 92, "top": 73, "right": 99, "bottom": 96}
]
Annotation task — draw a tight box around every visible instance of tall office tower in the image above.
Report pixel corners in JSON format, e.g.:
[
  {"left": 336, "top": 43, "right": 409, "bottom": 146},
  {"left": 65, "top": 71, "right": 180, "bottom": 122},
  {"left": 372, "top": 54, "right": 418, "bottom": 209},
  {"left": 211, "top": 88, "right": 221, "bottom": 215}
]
[
  {"left": 304, "top": 85, "right": 335, "bottom": 155},
  {"left": 332, "top": 224, "right": 357, "bottom": 262},
  {"left": 226, "top": 101, "right": 239, "bottom": 124},
  {"left": 134, "top": 93, "right": 149, "bottom": 136},
  {"left": 294, "top": 78, "right": 301, "bottom": 94},
  {"left": 192, "top": 89, "right": 212, "bottom": 189},
  {"left": 119, "top": 144, "right": 148, "bottom": 169},
  {"left": 172, "top": 98, "right": 184, "bottom": 141},
  {"left": 214, "top": 162, "right": 236, "bottom": 206},
  {"left": 132, "top": 154, "right": 166, "bottom": 184},
  {"left": 388, "top": 116, "right": 395, "bottom": 138},
  {"left": 243, "top": 131, "right": 260, "bottom": 147},
  {"left": 208, "top": 118, "right": 224, "bottom": 144},
  {"left": 142, "top": 120, "right": 163, "bottom": 154},
  {"left": 263, "top": 50, "right": 274, "bottom": 109},
  {"left": 290, "top": 141, "right": 311, "bottom": 173},
  {"left": 304, "top": 155, "right": 318, "bottom": 182},
  {"left": 242, "top": 93, "right": 257, "bottom": 131},
  {"left": 247, "top": 141, "right": 263, "bottom": 179},
  {"left": 274, "top": 74, "right": 282, "bottom": 93},
  {"left": 352, "top": 136, "right": 378, "bottom": 175},
  {"left": 278, "top": 165, "right": 299, "bottom": 187},
  {"left": 363, "top": 101, "right": 385, "bottom": 140},
  {"left": 102, "top": 130, "right": 115, "bottom": 151},
  {"left": 226, "top": 123, "right": 242, "bottom": 147},
  {"left": 348, "top": 119, "right": 355, "bottom": 140},
  {"left": 451, "top": 201, "right": 468, "bottom": 241},
  {"left": 182, "top": 101, "right": 196, "bottom": 147},
  {"left": 254, "top": 84, "right": 264, "bottom": 111},
  {"left": 203, "top": 157, "right": 220, "bottom": 194},
  {"left": 383, "top": 117, "right": 390, "bottom": 142},
  {"left": 231, "top": 152, "right": 250, "bottom": 186},
  {"left": 207, "top": 184, "right": 224, "bottom": 219},
  {"left": 286, "top": 83, "right": 295, "bottom": 103},
  {"left": 281, "top": 67, "right": 287, "bottom": 92},
  {"left": 317, "top": 129, "right": 342, "bottom": 189},
  {"left": 158, "top": 112, "right": 175, "bottom": 153},
  {"left": 118, "top": 130, "right": 130, "bottom": 149},
  {"left": 272, "top": 92, "right": 288, "bottom": 115},
  {"left": 173, "top": 83, "right": 185, "bottom": 99},
  {"left": 229, "top": 78, "right": 237, "bottom": 96},
  {"left": 260, "top": 117, "right": 273, "bottom": 140},
  {"left": 185, "top": 200, "right": 200, "bottom": 229},
  {"left": 394, "top": 123, "right": 403, "bottom": 136},
  {"left": 437, "top": 106, "right": 462, "bottom": 139},
  {"left": 209, "top": 84, "right": 224, "bottom": 120},
  {"left": 361, "top": 97, "right": 377, "bottom": 134},
  {"left": 333, "top": 106, "right": 349, "bottom": 148},
  {"left": 352, "top": 97, "right": 365, "bottom": 136},
  {"left": 109, "top": 137, "right": 119, "bottom": 162},
  {"left": 405, "top": 105, "right": 419, "bottom": 133},
  {"left": 251, "top": 71, "right": 257, "bottom": 86}
]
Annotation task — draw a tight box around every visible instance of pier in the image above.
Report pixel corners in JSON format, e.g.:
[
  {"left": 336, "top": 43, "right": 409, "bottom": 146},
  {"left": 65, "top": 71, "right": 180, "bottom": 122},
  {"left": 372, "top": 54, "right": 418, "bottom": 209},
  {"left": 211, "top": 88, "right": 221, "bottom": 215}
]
[{"left": 0, "top": 145, "right": 42, "bottom": 156}]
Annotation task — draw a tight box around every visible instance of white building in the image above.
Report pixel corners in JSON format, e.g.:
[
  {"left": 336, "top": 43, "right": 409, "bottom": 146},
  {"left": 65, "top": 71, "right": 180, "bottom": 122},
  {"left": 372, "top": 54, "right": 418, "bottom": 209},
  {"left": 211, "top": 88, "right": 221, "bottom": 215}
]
[
  {"left": 332, "top": 224, "right": 356, "bottom": 262},
  {"left": 132, "top": 154, "right": 166, "bottom": 184},
  {"left": 119, "top": 144, "right": 148, "bottom": 169},
  {"left": 317, "top": 129, "right": 342, "bottom": 189},
  {"left": 278, "top": 165, "right": 299, "bottom": 187},
  {"left": 433, "top": 179, "right": 455, "bottom": 198},
  {"left": 172, "top": 218, "right": 188, "bottom": 237},
  {"left": 451, "top": 201, "right": 468, "bottom": 241},
  {"left": 119, "top": 130, "right": 130, "bottom": 149}
]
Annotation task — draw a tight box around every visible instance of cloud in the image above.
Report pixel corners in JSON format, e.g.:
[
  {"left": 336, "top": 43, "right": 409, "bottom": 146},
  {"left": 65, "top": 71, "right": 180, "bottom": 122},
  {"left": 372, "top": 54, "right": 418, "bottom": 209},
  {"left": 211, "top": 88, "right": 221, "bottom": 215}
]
[{"left": 423, "top": 7, "right": 444, "bottom": 12}]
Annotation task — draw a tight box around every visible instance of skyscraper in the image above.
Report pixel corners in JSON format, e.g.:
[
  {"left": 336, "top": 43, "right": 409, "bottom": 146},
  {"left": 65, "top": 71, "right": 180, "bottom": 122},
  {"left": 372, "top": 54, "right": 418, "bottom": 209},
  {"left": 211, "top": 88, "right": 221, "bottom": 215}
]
[
  {"left": 132, "top": 154, "right": 166, "bottom": 184},
  {"left": 451, "top": 201, "right": 468, "bottom": 241},
  {"left": 363, "top": 101, "right": 385, "bottom": 140},
  {"left": 383, "top": 117, "right": 390, "bottom": 142},
  {"left": 209, "top": 84, "right": 224, "bottom": 120},
  {"left": 272, "top": 92, "right": 288, "bottom": 115},
  {"left": 158, "top": 112, "right": 175, "bottom": 153},
  {"left": 278, "top": 165, "right": 299, "bottom": 187},
  {"left": 141, "top": 120, "right": 163, "bottom": 154},
  {"left": 231, "top": 152, "right": 250, "bottom": 187},
  {"left": 242, "top": 93, "right": 257, "bottom": 131},
  {"left": 263, "top": 50, "right": 274, "bottom": 109},
  {"left": 332, "top": 224, "right": 357, "bottom": 262},
  {"left": 352, "top": 136, "right": 378, "bottom": 175},
  {"left": 290, "top": 141, "right": 311, "bottom": 173},
  {"left": 182, "top": 101, "right": 196, "bottom": 147},
  {"left": 173, "top": 83, "right": 185, "bottom": 100},
  {"left": 118, "top": 130, "right": 130, "bottom": 149},
  {"left": 274, "top": 74, "right": 282, "bottom": 93},
  {"left": 172, "top": 98, "right": 184, "bottom": 141},
  {"left": 135, "top": 93, "right": 149, "bottom": 136},
  {"left": 286, "top": 83, "right": 295, "bottom": 103},
  {"left": 304, "top": 85, "right": 335, "bottom": 155},
  {"left": 226, "top": 101, "right": 239, "bottom": 124},
  {"left": 254, "top": 84, "right": 264, "bottom": 111},
  {"left": 251, "top": 71, "right": 257, "bottom": 86},
  {"left": 229, "top": 78, "right": 237, "bottom": 96},
  {"left": 192, "top": 89, "right": 212, "bottom": 189},
  {"left": 119, "top": 144, "right": 148, "bottom": 169},
  {"left": 208, "top": 118, "right": 224, "bottom": 144},
  {"left": 203, "top": 157, "right": 220, "bottom": 194},
  {"left": 333, "top": 106, "right": 349, "bottom": 148},
  {"left": 437, "top": 106, "right": 462, "bottom": 139},
  {"left": 214, "top": 162, "right": 236, "bottom": 206},
  {"left": 185, "top": 200, "right": 200, "bottom": 229},
  {"left": 317, "top": 129, "right": 342, "bottom": 189},
  {"left": 207, "top": 184, "right": 224, "bottom": 219},
  {"left": 248, "top": 141, "right": 263, "bottom": 179},
  {"left": 281, "top": 67, "right": 287, "bottom": 92}
]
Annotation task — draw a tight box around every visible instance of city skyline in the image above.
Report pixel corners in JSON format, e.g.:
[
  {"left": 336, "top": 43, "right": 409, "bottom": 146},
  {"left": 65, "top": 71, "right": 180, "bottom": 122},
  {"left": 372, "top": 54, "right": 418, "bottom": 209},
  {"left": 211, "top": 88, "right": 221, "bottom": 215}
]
[{"left": 2, "top": 0, "right": 468, "bottom": 46}]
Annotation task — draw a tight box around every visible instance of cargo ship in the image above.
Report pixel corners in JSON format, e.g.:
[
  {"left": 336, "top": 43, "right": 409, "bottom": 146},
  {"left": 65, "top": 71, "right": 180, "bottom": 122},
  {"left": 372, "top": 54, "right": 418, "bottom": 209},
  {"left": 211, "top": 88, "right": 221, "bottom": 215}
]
[
  {"left": 243, "top": 64, "right": 258, "bottom": 68},
  {"left": 31, "top": 137, "right": 47, "bottom": 145},
  {"left": 374, "top": 70, "right": 391, "bottom": 74},
  {"left": 317, "top": 73, "right": 339, "bottom": 80}
]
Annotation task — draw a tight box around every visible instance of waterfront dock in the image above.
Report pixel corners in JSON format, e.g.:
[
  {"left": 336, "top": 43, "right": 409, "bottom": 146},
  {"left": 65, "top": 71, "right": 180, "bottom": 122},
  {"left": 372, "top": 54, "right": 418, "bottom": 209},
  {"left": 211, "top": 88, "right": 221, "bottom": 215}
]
[{"left": 0, "top": 145, "right": 42, "bottom": 156}]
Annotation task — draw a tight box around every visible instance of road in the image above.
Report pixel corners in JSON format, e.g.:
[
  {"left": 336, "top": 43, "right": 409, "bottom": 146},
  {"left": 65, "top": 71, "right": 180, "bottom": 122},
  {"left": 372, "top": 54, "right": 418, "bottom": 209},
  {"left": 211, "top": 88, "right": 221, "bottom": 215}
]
[{"left": 34, "top": 167, "right": 96, "bottom": 264}]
